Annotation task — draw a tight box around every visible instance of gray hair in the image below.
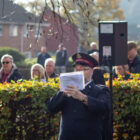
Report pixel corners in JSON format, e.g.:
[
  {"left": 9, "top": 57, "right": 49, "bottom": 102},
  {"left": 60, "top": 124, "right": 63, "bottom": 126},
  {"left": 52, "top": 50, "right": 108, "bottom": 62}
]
[
  {"left": 1, "top": 54, "right": 14, "bottom": 63},
  {"left": 90, "top": 42, "right": 97, "bottom": 47},
  {"left": 44, "top": 58, "right": 55, "bottom": 68},
  {"left": 58, "top": 43, "right": 64, "bottom": 48}
]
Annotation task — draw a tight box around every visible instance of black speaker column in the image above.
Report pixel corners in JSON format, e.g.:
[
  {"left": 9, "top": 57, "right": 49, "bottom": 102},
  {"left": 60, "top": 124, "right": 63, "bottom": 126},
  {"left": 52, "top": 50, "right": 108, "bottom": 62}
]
[
  {"left": 98, "top": 21, "right": 128, "bottom": 140},
  {"left": 99, "top": 21, "right": 127, "bottom": 66}
]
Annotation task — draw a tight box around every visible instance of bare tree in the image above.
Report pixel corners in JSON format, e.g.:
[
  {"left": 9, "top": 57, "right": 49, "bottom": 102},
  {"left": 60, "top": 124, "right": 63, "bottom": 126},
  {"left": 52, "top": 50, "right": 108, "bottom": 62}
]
[{"left": 11, "top": 0, "right": 125, "bottom": 49}]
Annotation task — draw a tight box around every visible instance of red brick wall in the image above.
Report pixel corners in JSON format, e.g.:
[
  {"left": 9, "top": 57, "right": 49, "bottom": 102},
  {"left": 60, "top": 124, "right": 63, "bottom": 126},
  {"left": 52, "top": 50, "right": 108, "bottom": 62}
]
[
  {"left": 0, "top": 11, "right": 78, "bottom": 57},
  {"left": 0, "top": 24, "right": 46, "bottom": 57},
  {"left": 44, "top": 11, "right": 78, "bottom": 56}
]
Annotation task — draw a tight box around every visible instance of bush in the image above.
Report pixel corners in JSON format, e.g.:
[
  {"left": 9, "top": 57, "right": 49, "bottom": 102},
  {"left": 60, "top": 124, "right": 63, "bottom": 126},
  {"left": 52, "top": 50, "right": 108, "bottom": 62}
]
[
  {"left": 105, "top": 74, "right": 140, "bottom": 140},
  {"left": 0, "top": 79, "right": 60, "bottom": 140},
  {"left": 0, "top": 47, "right": 26, "bottom": 64},
  {"left": 24, "top": 58, "right": 37, "bottom": 66}
]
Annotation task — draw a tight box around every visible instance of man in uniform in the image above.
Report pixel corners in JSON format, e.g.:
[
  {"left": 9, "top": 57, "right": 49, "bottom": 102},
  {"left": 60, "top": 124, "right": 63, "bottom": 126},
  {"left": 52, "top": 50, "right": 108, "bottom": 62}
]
[{"left": 47, "top": 53, "right": 111, "bottom": 140}]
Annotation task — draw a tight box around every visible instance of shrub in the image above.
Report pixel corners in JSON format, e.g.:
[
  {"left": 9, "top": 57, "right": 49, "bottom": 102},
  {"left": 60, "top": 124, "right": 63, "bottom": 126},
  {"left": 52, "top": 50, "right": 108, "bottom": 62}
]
[
  {"left": 105, "top": 74, "right": 140, "bottom": 140},
  {"left": 24, "top": 58, "right": 37, "bottom": 67},
  {"left": 0, "top": 79, "right": 60, "bottom": 140},
  {"left": 0, "top": 47, "right": 25, "bottom": 64},
  {"left": 0, "top": 72, "right": 139, "bottom": 140}
]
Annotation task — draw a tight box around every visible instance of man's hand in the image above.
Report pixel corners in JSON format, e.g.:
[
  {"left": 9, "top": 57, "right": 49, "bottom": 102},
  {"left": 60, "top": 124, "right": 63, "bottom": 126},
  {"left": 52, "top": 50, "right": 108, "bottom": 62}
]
[{"left": 63, "top": 86, "right": 88, "bottom": 105}]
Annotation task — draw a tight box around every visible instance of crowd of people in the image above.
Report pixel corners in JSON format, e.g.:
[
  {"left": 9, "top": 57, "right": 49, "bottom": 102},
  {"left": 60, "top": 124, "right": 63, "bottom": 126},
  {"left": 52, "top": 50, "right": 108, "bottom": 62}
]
[
  {"left": 0, "top": 41, "right": 140, "bottom": 140},
  {"left": 1, "top": 41, "right": 139, "bottom": 84}
]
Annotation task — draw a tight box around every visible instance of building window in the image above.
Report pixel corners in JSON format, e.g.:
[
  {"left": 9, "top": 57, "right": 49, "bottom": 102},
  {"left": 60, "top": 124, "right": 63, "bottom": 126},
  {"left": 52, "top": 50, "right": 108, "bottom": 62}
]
[
  {"left": 9, "top": 25, "right": 18, "bottom": 37},
  {"left": 23, "top": 25, "right": 28, "bottom": 37},
  {"left": 34, "top": 25, "right": 42, "bottom": 38},
  {"left": 0, "top": 24, "right": 3, "bottom": 36}
]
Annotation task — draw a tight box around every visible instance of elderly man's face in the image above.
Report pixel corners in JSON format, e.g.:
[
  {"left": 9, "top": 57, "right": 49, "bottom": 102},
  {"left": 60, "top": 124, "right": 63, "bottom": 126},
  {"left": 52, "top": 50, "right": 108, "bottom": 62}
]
[
  {"left": 41, "top": 47, "right": 47, "bottom": 54},
  {"left": 74, "top": 64, "right": 93, "bottom": 83},
  {"left": 2, "top": 57, "right": 13, "bottom": 73},
  {"left": 45, "top": 61, "right": 55, "bottom": 75}
]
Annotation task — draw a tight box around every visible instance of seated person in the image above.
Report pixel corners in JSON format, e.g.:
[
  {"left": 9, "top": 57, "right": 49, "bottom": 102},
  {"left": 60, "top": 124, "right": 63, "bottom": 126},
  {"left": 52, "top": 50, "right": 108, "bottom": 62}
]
[
  {"left": 44, "top": 58, "right": 58, "bottom": 82},
  {"left": 113, "top": 64, "right": 130, "bottom": 80},
  {"left": 0, "top": 54, "right": 22, "bottom": 83},
  {"left": 31, "top": 63, "right": 45, "bottom": 82}
]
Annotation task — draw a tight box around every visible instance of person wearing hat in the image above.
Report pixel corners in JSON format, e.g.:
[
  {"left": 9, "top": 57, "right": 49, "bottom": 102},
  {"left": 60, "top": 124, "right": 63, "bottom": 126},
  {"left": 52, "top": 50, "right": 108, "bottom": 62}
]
[{"left": 47, "top": 53, "right": 111, "bottom": 140}]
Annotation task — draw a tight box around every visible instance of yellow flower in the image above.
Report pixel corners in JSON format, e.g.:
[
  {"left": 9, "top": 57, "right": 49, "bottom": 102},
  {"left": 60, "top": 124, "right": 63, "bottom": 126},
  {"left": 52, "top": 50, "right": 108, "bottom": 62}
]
[{"left": 122, "top": 133, "right": 129, "bottom": 139}]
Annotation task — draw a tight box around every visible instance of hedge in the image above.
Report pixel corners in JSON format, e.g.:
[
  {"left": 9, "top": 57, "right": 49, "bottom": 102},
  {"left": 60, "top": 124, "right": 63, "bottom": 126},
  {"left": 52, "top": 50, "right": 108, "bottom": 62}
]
[
  {"left": 0, "top": 78, "right": 60, "bottom": 140},
  {"left": 0, "top": 74, "right": 140, "bottom": 140},
  {"left": 0, "top": 47, "right": 25, "bottom": 65},
  {"left": 105, "top": 74, "right": 140, "bottom": 140}
]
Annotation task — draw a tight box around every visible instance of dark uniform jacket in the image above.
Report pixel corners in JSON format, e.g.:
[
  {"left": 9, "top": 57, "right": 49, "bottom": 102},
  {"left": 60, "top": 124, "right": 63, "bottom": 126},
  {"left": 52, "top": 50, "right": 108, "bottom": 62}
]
[
  {"left": 92, "top": 68, "right": 105, "bottom": 85},
  {"left": 129, "top": 55, "right": 140, "bottom": 73},
  {"left": 47, "top": 80, "right": 111, "bottom": 140}
]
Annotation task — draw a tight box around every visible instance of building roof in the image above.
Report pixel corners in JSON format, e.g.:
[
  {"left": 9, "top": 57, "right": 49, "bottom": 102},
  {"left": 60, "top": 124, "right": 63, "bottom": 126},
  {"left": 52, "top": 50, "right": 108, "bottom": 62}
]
[{"left": 0, "top": 0, "right": 40, "bottom": 24}]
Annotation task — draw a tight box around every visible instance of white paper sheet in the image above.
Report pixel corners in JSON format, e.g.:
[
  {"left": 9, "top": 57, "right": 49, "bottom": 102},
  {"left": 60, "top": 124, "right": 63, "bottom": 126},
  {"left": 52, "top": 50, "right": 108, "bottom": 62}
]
[{"left": 59, "top": 71, "right": 85, "bottom": 91}]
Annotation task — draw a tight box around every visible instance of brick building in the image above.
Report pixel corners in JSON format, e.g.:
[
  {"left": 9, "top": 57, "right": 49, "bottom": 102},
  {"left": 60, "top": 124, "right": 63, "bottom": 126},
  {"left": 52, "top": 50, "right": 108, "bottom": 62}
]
[{"left": 0, "top": 0, "right": 78, "bottom": 58}]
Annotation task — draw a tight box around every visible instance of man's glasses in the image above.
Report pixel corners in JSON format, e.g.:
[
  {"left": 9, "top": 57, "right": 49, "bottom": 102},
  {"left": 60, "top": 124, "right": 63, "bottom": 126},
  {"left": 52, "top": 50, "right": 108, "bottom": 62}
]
[
  {"left": 83, "top": 68, "right": 91, "bottom": 71},
  {"left": 2, "top": 61, "right": 11, "bottom": 64}
]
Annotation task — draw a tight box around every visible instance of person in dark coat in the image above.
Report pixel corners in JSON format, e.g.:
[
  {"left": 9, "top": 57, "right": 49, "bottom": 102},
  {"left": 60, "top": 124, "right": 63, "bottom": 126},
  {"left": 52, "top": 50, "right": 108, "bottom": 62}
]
[
  {"left": 0, "top": 54, "right": 22, "bottom": 83},
  {"left": 128, "top": 41, "right": 140, "bottom": 73},
  {"left": 37, "top": 46, "right": 51, "bottom": 67},
  {"left": 55, "top": 43, "right": 68, "bottom": 75},
  {"left": 92, "top": 68, "right": 105, "bottom": 85},
  {"left": 47, "top": 53, "right": 111, "bottom": 140}
]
